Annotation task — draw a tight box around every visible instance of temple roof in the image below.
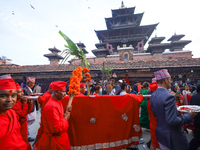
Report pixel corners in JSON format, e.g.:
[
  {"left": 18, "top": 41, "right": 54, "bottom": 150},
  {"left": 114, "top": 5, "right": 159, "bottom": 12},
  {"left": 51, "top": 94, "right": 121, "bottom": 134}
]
[
  {"left": 105, "top": 13, "right": 144, "bottom": 30},
  {"left": 95, "top": 23, "right": 158, "bottom": 45},
  {"left": 76, "top": 43, "right": 86, "bottom": 48},
  {"left": 48, "top": 47, "right": 61, "bottom": 53},
  {"left": 44, "top": 53, "right": 63, "bottom": 59},
  {"left": 168, "top": 34, "right": 185, "bottom": 41},
  {"left": 146, "top": 43, "right": 170, "bottom": 53},
  {"left": 111, "top": 7, "right": 135, "bottom": 17},
  {"left": 92, "top": 49, "right": 110, "bottom": 57},
  {"left": 76, "top": 43, "right": 88, "bottom": 54},
  {"left": 148, "top": 37, "right": 165, "bottom": 44},
  {"left": 171, "top": 40, "right": 192, "bottom": 45},
  {"left": 1, "top": 58, "right": 200, "bottom": 74}
]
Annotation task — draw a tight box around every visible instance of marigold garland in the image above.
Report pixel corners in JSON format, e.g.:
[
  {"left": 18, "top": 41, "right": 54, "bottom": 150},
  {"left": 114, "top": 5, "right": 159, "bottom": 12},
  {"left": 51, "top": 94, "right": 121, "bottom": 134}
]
[
  {"left": 83, "top": 68, "right": 91, "bottom": 82},
  {"left": 68, "top": 66, "right": 83, "bottom": 95},
  {"left": 83, "top": 68, "right": 90, "bottom": 73}
]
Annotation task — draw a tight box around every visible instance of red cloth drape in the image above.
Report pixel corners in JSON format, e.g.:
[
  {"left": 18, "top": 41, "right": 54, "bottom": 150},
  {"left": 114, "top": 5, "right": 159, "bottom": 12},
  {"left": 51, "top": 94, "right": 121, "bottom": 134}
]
[{"left": 61, "top": 94, "right": 143, "bottom": 150}]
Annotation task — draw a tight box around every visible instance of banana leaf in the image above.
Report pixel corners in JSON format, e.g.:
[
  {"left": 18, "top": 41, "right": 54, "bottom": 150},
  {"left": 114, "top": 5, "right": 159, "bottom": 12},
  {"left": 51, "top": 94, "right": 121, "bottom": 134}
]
[{"left": 59, "top": 30, "right": 85, "bottom": 61}]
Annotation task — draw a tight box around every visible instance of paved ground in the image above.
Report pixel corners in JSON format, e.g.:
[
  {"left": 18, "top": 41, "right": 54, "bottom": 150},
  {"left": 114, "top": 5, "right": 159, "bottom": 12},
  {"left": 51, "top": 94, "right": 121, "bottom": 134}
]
[{"left": 29, "top": 111, "right": 195, "bottom": 150}]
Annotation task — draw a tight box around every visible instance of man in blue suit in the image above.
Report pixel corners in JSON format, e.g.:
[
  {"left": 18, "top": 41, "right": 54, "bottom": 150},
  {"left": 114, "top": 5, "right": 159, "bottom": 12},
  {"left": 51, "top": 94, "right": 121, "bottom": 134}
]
[{"left": 150, "top": 69, "right": 197, "bottom": 150}]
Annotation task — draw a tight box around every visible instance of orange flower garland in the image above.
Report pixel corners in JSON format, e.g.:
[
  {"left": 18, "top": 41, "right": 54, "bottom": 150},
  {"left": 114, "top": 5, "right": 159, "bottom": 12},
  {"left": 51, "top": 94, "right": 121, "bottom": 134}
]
[
  {"left": 83, "top": 68, "right": 91, "bottom": 82},
  {"left": 83, "top": 68, "right": 90, "bottom": 73},
  {"left": 68, "top": 66, "right": 83, "bottom": 96}
]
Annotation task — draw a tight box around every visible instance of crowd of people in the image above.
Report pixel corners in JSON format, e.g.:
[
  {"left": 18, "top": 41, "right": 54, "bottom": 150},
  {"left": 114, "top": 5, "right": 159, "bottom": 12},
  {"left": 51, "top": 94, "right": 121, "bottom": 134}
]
[{"left": 0, "top": 69, "right": 200, "bottom": 150}]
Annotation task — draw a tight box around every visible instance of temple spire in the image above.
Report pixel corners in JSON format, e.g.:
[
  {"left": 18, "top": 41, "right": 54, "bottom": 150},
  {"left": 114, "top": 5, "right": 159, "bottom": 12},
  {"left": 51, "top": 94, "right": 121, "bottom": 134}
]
[{"left": 121, "top": 1, "right": 125, "bottom": 8}]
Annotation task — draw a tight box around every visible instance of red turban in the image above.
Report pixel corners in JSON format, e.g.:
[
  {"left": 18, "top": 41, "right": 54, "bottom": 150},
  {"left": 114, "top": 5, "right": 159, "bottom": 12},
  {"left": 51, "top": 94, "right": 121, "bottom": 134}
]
[
  {"left": 80, "top": 83, "right": 85, "bottom": 88},
  {"left": 16, "top": 83, "right": 22, "bottom": 90},
  {"left": 149, "top": 82, "right": 158, "bottom": 92},
  {"left": 0, "top": 78, "right": 16, "bottom": 90},
  {"left": 49, "top": 83, "right": 52, "bottom": 89},
  {"left": 52, "top": 81, "right": 67, "bottom": 91}
]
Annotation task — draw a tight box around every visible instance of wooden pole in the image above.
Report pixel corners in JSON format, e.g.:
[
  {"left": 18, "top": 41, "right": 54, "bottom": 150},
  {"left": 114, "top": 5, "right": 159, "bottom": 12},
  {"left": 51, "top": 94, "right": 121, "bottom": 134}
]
[
  {"left": 66, "top": 95, "right": 74, "bottom": 112},
  {"left": 102, "top": 61, "right": 105, "bottom": 87}
]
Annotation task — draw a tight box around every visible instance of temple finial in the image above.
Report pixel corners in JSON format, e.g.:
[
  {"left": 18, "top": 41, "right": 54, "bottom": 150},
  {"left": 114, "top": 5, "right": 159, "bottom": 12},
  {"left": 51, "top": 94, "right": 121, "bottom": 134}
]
[{"left": 121, "top": 1, "right": 125, "bottom": 8}]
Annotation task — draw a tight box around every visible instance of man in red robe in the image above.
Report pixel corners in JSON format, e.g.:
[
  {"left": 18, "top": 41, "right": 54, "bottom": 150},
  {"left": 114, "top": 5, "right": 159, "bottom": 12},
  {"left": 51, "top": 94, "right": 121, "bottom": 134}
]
[
  {"left": 79, "top": 82, "right": 86, "bottom": 96},
  {"left": 12, "top": 83, "right": 33, "bottom": 150},
  {"left": 34, "top": 81, "right": 71, "bottom": 150},
  {"left": 34, "top": 83, "right": 52, "bottom": 145},
  {"left": 146, "top": 82, "right": 160, "bottom": 150},
  {"left": 38, "top": 83, "right": 52, "bottom": 112},
  {"left": 0, "top": 78, "right": 27, "bottom": 149}
]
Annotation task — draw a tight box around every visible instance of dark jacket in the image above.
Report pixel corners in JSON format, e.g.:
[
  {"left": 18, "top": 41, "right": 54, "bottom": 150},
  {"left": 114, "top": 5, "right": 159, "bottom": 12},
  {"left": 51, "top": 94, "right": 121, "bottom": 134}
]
[
  {"left": 133, "top": 84, "right": 138, "bottom": 93},
  {"left": 23, "top": 86, "right": 37, "bottom": 112},
  {"left": 150, "top": 87, "right": 193, "bottom": 150},
  {"left": 190, "top": 93, "right": 200, "bottom": 119},
  {"left": 114, "top": 85, "right": 121, "bottom": 95}
]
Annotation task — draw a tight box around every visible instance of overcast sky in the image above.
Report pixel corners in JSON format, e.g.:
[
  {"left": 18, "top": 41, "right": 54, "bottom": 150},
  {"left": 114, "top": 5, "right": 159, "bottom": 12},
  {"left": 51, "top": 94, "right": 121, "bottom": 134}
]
[{"left": 0, "top": 0, "right": 200, "bottom": 66}]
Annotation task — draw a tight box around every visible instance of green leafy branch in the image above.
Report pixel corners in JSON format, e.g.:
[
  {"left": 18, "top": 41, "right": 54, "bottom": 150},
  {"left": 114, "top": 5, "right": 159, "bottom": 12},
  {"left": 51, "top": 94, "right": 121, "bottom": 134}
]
[{"left": 101, "top": 65, "right": 113, "bottom": 80}]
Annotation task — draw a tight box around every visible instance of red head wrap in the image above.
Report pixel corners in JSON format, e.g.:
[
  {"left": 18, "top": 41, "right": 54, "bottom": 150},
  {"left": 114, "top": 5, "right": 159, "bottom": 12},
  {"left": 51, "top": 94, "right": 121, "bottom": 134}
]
[
  {"left": 80, "top": 83, "right": 86, "bottom": 88},
  {"left": 0, "top": 78, "right": 16, "bottom": 90},
  {"left": 149, "top": 82, "right": 158, "bottom": 92},
  {"left": 52, "top": 81, "right": 67, "bottom": 91},
  {"left": 49, "top": 83, "right": 52, "bottom": 89},
  {"left": 16, "top": 83, "right": 22, "bottom": 90}
]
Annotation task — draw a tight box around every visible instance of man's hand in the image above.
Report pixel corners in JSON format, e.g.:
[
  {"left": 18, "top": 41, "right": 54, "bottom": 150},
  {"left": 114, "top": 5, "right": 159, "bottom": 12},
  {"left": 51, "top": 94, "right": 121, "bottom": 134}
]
[
  {"left": 189, "top": 110, "right": 197, "bottom": 117},
  {"left": 21, "top": 96, "right": 27, "bottom": 104},
  {"left": 67, "top": 106, "right": 72, "bottom": 112},
  {"left": 27, "top": 99, "right": 32, "bottom": 105},
  {"left": 64, "top": 111, "right": 70, "bottom": 120}
]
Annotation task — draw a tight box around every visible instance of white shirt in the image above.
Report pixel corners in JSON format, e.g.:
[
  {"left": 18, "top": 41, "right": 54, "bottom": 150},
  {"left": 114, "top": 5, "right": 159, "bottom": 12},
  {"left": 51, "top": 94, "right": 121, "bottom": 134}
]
[
  {"left": 120, "top": 91, "right": 127, "bottom": 95},
  {"left": 182, "top": 90, "right": 191, "bottom": 95},
  {"left": 109, "top": 89, "right": 116, "bottom": 95}
]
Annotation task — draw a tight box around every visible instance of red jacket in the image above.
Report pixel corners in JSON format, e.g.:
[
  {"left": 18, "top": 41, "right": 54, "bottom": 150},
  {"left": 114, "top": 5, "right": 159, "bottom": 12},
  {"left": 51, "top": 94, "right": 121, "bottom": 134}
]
[
  {"left": 35, "top": 97, "right": 70, "bottom": 150},
  {"left": 12, "top": 100, "right": 33, "bottom": 150},
  {"left": 0, "top": 109, "right": 27, "bottom": 149}
]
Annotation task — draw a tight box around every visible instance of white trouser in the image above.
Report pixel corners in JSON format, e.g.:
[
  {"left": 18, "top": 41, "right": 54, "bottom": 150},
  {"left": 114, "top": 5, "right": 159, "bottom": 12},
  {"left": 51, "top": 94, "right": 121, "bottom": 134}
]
[
  {"left": 159, "top": 142, "right": 170, "bottom": 150},
  {"left": 27, "top": 107, "right": 36, "bottom": 138}
]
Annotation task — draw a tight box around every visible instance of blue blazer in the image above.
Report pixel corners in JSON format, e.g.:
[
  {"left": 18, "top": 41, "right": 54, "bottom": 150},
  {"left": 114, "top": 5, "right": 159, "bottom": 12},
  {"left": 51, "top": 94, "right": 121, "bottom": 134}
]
[{"left": 150, "top": 87, "right": 193, "bottom": 150}]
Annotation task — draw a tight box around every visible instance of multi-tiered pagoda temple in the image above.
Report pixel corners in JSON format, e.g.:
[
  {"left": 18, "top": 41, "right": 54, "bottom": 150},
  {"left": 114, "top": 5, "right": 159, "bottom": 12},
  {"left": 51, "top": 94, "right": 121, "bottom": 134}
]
[{"left": 92, "top": 1, "right": 158, "bottom": 57}]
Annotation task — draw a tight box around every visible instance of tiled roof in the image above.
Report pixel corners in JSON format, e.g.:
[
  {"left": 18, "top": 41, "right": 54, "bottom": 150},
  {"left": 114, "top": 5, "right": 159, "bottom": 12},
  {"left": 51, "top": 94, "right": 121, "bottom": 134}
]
[{"left": 0, "top": 58, "right": 200, "bottom": 74}]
